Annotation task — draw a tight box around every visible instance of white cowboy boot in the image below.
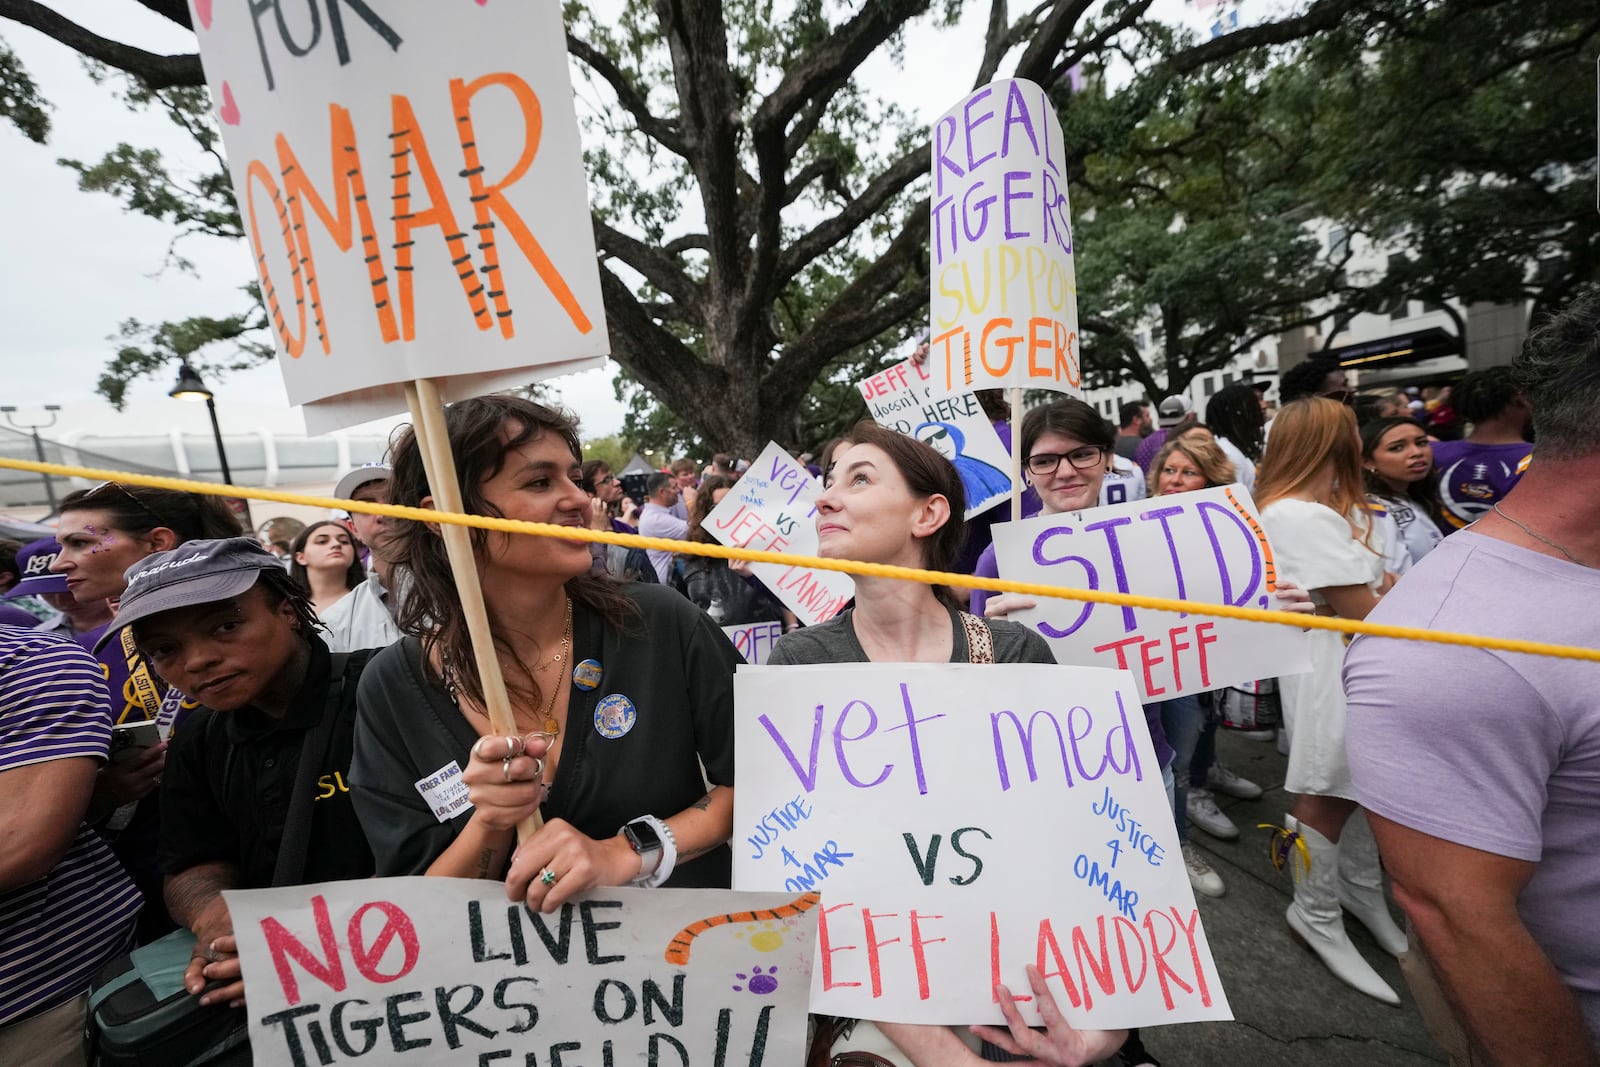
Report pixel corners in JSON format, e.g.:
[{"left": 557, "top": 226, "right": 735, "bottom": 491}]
[
  {"left": 1337, "top": 811, "right": 1410, "bottom": 958},
  {"left": 1284, "top": 815, "right": 1401, "bottom": 1005}
]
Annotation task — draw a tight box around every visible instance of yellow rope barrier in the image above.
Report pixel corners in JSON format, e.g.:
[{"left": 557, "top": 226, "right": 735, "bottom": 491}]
[{"left": 4, "top": 454, "right": 1596, "bottom": 663}]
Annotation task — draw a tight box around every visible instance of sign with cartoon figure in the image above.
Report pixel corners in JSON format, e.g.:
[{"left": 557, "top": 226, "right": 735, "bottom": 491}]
[
  {"left": 928, "top": 79, "right": 1080, "bottom": 398},
  {"left": 857, "top": 356, "right": 1015, "bottom": 516},
  {"left": 733, "top": 663, "right": 1231, "bottom": 1029},
  {"left": 186, "top": 0, "right": 608, "bottom": 431},
  {"left": 990, "top": 485, "right": 1312, "bottom": 701},
  {"left": 226, "top": 879, "right": 817, "bottom": 1066}
]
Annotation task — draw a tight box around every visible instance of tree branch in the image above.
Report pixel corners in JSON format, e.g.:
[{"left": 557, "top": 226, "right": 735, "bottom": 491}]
[
  {"left": 768, "top": 203, "right": 930, "bottom": 394},
  {"left": 743, "top": 0, "right": 929, "bottom": 355},
  {"left": 0, "top": 0, "right": 203, "bottom": 88},
  {"left": 777, "top": 143, "right": 927, "bottom": 289},
  {"left": 598, "top": 264, "right": 720, "bottom": 400},
  {"left": 593, "top": 218, "right": 705, "bottom": 327},
  {"left": 1012, "top": 0, "right": 1102, "bottom": 85},
  {"left": 566, "top": 32, "right": 688, "bottom": 156}
]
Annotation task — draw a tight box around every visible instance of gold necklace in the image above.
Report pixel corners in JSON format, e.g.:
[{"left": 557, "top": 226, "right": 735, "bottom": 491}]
[
  {"left": 537, "top": 598, "right": 574, "bottom": 737},
  {"left": 448, "top": 597, "right": 574, "bottom": 737}
]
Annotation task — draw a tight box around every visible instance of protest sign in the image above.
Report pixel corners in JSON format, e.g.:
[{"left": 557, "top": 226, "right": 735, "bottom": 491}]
[
  {"left": 990, "top": 485, "right": 1312, "bottom": 702},
  {"left": 188, "top": 1, "right": 608, "bottom": 432},
  {"left": 928, "top": 79, "right": 1080, "bottom": 398},
  {"left": 857, "top": 357, "right": 1014, "bottom": 516},
  {"left": 724, "top": 621, "right": 785, "bottom": 666},
  {"left": 733, "top": 663, "right": 1230, "bottom": 1029},
  {"left": 226, "top": 878, "right": 816, "bottom": 1067},
  {"left": 700, "top": 443, "right": 853, "bottom": 627}
]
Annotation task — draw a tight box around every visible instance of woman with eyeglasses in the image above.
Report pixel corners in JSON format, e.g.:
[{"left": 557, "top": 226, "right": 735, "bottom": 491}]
[
  {"left": 1142, "top": 436, "right": 1265, "bottom": 900},
  {"left": 580, "top": 459, "right": 656, "bottom": 584},
  {"left": 767, "top": 421, "right": 1123, "bottom": 1067},
  {"left": 48, "top": 481, "right": 244, "bottom": 941}
]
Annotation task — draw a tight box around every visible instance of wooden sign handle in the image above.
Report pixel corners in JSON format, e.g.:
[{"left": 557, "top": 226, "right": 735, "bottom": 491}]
[{"left": 404, "top": 379, "right": 543, "bottom": 841}]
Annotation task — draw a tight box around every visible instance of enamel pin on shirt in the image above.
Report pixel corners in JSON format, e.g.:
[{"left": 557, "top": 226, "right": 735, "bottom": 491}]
[
  {"left": 573, "top": 658, "right": 603, "bottom": 691},
  {"left": 593, "top": 693, "right": 637, "bottom": 739}
]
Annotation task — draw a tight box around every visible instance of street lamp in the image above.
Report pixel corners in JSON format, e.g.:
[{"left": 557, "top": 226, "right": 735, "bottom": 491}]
[
  {"left": 1, "top": 404, "right": 62, "bottom": 508},
  {"left": 168, "top": 362, "right": 234, "bottom": 485}
]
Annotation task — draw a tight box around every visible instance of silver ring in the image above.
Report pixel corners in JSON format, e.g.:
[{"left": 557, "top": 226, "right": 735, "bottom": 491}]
[
  {"left": 541, "top": 868, "right": 558, "bottom": 887},
  {"left": 502, "top": 756, "right": 514, "bottom": 783},
  {"left": 530, "top": 756, "right": 545, "bottom": 778}
]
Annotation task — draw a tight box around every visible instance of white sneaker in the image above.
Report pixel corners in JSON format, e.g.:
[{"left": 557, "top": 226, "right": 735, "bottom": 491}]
[
  {"left": 1207, "top": 762, "right": 1263, "bottom": 800},
  {"left": 1186, "top": 788, "right": 1240, "bottom": 840},
  {"left": 1183, "top": 843, "right": 1225, "bottom": 897}
]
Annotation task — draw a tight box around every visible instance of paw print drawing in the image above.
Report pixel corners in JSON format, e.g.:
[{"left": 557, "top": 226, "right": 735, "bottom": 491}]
[
  {"left": 732, "top": 965, "right": 780, "bottom": 996},
  {"left": 734, "top": 919, "right": 786, "bottom": 953}
]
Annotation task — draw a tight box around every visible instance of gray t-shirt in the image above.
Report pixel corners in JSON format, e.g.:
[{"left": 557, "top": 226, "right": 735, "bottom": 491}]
[
  {"left": 1344, "top": 531, "right": 1600, "bottom": 1036},
  {"left": 768, "top": 604, "right": 1054, "bottom": 666}
]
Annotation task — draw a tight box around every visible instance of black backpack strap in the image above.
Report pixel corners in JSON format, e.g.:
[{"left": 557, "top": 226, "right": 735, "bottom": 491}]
[{"left": 271, "top": 650, "right": 370, "bottom": 887}]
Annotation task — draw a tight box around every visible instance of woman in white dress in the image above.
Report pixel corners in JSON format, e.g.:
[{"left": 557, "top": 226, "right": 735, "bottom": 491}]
[{"left": 1256, "top": 398, "right": 1408, "bottom": 1005}]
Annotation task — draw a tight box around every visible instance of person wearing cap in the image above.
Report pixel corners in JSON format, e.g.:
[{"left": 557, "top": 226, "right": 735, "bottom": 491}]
[
  {"left": 1133, "top": 393, "right": 1195, "bottom": 474},
  {"left": 0, "top": 537, "right": 56, "bottom": 628},
  {"left": 97, "top": 538, "right": 377, "bottom": 1009},
  {"left": 322, "top": 464, "right": 403, "bottom": 654},
  {"left": 11, "top": 539, "right": 115, "bottom": 642}
]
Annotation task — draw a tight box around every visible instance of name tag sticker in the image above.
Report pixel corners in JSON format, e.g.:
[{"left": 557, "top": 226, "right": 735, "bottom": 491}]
[{"left": 414, "top": 760, "right": 472, "bottom": 823}]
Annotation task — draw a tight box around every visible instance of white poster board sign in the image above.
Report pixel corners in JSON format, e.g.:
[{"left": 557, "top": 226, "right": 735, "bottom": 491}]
[
  {"left": 928, "top": 79, "right": 1080, "bottom": 398},
  {"left": 857, "top": 357, "right": 1014, "bottom": 516},
  {"left": 733, "top": 664, "right": 1231, "bottom": 1029},
  {"left": 188, "top": 1, "right": 608, "bottom": 431},
  {"left": 991, "top": 485, "right": 1311, "bottom": 701},
  {"left": 700, "top": 443, "right": 853, "bottom": 627},
  {"left": 724, "top": 621, "right": 786, "bottom": 666},
  {"left": 226, "top": 879, "right": 816, "bottom": 1067}
]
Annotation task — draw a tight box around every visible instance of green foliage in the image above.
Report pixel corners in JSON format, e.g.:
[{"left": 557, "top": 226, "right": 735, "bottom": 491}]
[
  {"left": 0, "top": 37, "right": 50, "bottom": 143},
  {"left": 1293, "top": 0, "right": 1600, "bottom": 321},
  {"left": 577, "top": 433, "right": 633, "bottom": 472}
]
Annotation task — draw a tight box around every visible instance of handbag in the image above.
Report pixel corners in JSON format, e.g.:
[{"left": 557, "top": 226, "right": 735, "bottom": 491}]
[
  {"left": 1218, "top": 677, "right": 1282, "bottom": 731},
  {"left": 87, "top": 652, "right": 367, "bottom": 1066}
]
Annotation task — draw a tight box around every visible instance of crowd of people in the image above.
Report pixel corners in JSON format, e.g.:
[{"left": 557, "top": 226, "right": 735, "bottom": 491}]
[{"left": 0, "top": 287, "right": 1592, "bottom": 1067}]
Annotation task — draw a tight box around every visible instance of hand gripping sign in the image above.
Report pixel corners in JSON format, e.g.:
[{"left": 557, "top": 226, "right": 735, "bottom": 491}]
[
  {"left": 990, "top": 485, "right": 1313, "bottom": 702},
  {"left": 188, "top": 0, "right": 608, "bottom": 432},
  {"left": 226, "top": 879, "right": 817, "bottom": 1067},
  {"left": 928, "top": 79, "right": 1081, "bottom": 399},
  {"left": 733, "top": 663, "right": 1231, "bottom": 1029}
]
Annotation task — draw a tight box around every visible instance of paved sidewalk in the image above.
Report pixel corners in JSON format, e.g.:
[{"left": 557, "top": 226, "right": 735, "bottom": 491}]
[{"left": 1127, "top": 730, "right": 1447, "bottom": 1067}]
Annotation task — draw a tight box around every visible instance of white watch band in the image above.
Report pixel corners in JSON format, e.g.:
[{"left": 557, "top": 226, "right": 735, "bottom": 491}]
[{"left": 628, "top": 815, "right": 677, "bottom": 888}]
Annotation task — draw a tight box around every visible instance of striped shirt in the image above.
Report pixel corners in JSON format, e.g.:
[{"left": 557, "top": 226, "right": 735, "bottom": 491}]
[{"left": 0, "top": 626, "right": 141, "bottom": 1025}]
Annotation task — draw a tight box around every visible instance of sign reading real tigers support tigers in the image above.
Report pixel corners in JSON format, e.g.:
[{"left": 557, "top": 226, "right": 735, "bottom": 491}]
[
  {"left": 186, "top": 0, "right": 608, "bottom": 431},
  {"left": 226, "top": 879, "right": 816, "bottom": 1066}
]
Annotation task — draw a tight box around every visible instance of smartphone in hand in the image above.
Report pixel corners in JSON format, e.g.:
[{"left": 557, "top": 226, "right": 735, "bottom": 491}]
[{"left": 109, "top": 720, "right": 160, "bottom": 764}]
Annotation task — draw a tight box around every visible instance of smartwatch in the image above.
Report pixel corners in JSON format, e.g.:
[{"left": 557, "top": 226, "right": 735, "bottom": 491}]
[{"left": 621, "top": 815, "right": 676, "bottom": 888}]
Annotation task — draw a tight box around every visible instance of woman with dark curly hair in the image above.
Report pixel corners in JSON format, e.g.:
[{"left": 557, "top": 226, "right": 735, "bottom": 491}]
[{"left": 350, "top": 396, "right": 740, "bottom": 909}]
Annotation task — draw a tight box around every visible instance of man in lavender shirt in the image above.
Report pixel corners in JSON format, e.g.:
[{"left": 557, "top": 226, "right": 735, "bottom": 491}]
[{"left": 1344, "top": 293, "right": 1600, "bottom": 1065}]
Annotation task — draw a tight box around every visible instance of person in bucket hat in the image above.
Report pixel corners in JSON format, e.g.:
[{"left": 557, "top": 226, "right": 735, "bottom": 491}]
[{"left": 99, "top": 538, "right": 376, "bottom": 1011}]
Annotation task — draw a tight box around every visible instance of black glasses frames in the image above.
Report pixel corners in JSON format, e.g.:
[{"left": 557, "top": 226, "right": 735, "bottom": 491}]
[{"left": 1025, "top": 447, "right": 1106, "bottom": 476}]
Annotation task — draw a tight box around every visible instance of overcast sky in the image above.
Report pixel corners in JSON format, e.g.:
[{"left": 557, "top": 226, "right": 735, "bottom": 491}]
[{"left": 1, "top": 0, "right": 1234, "bottom": 445}]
